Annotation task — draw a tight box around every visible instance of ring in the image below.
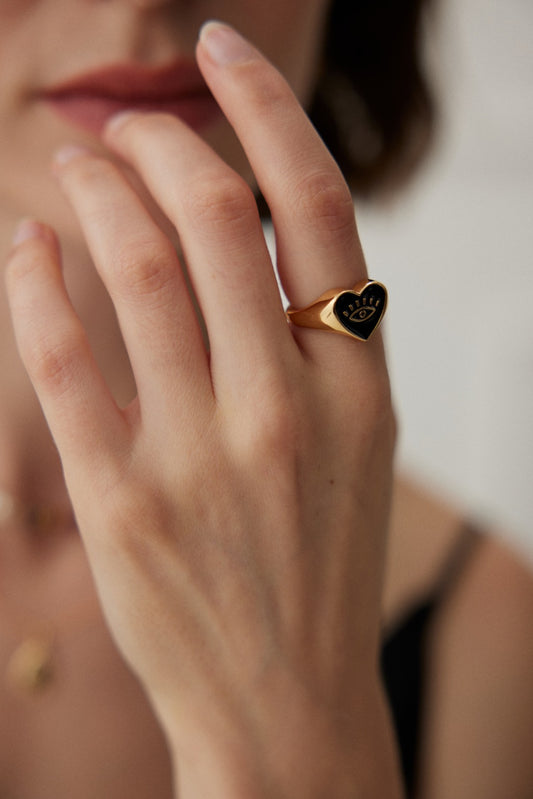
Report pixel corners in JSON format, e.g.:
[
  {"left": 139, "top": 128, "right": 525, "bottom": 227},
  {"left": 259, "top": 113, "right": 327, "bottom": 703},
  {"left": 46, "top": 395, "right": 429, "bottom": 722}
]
[{"left": 286, "top": 279, "right": 388, "bottom": 341}]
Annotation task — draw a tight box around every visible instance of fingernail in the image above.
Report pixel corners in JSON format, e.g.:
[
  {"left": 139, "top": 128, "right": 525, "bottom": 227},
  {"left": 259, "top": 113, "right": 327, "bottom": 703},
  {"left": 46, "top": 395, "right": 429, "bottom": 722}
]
[
  {"left": 199, "top": 21, "right": 257, "bottom": 66},
  {"left": 11, "top": 218, "right": 46, "bottom": 247},
  {"left": 105, "top": 109, "right": 139, "bottom": 136},
  {"left": 53, "top": 143, "right": 91, "bottom": 168}
]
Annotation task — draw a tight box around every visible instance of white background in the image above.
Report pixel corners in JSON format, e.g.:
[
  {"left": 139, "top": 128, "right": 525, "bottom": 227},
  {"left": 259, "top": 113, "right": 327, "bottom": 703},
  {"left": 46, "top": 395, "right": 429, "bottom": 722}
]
[{"left": 356, "top": 0, "right": 533, "bottom": 559}]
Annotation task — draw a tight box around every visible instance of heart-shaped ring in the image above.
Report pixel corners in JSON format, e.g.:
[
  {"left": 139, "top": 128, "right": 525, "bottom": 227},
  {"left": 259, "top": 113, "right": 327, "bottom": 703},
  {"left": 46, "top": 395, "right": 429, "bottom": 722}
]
[{"left": 286, "top": 279, "right": 388, "bottom": 341}]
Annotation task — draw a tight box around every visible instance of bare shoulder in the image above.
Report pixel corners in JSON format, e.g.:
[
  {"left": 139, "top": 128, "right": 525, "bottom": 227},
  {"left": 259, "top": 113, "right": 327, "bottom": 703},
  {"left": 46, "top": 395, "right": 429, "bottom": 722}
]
[
  {"left": 382, "top": 475, "right": 464, "bottom": 627},
  {"left": 418, "top": 519, "right": 533, "bottom": 797},
  {"left": 439, "top": 530, "right": 533, "bottom": 646},
  {"left": 384, "top": 475, "right": 533, "bottom": 797},
  {"left": 428, "top": 528, "right": 533, "bottom": 700}
]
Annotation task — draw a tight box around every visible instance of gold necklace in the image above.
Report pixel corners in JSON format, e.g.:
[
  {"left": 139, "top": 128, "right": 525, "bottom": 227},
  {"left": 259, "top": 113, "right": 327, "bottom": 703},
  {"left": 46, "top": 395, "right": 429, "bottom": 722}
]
[
  {"left": 5, "top": 629, "right": 55, "bottom": 694},
  {"left": 3, "top": 598, "right": 99, "bottom": 696},
  {"left": 0, "top": 486, "right": 96, "bottom": 696}
]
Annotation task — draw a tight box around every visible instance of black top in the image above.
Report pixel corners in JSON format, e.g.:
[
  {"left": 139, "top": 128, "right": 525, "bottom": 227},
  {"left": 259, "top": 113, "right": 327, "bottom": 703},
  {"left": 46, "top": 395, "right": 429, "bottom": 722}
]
[{"left": 380, "top": 525, "right": 481, "bottom": 797}]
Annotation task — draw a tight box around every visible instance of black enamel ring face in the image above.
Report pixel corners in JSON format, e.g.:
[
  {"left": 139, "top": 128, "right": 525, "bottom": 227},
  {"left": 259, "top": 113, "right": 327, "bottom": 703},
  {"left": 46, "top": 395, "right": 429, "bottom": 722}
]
[{"left": 333, "top": 282, "right": 387, "bottom": 340}]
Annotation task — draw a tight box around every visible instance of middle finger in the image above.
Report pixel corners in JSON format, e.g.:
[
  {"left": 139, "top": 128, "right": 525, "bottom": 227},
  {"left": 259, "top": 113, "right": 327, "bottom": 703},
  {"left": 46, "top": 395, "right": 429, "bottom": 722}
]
[
  {"left": 104, "top": 111, "right": 295, "bottom": 399},
  {"left": 54, "top": 148, "right": 213, "bottom": 422},
  {"left": 196, "top": 22, "right": 368, "bottom": 310}
]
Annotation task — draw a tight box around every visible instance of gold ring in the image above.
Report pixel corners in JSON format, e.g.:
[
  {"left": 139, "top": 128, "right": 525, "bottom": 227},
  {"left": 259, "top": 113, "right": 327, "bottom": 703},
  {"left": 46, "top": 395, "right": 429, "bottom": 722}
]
[{"left": 286, "top": 279, "right": 388, "bottom": 341}]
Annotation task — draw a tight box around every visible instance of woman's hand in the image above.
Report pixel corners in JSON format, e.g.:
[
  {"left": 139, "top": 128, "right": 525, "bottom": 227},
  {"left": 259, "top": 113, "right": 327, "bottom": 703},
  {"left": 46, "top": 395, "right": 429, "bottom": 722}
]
[{"left": 6, "top": 23, "right": 399, "bottom": 799}]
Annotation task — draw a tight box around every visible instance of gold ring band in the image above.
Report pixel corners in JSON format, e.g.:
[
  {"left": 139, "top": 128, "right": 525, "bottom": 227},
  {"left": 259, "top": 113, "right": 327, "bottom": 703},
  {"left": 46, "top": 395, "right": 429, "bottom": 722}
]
[{"left": 286, "top": 279, "right": 388, "bottom": 341}]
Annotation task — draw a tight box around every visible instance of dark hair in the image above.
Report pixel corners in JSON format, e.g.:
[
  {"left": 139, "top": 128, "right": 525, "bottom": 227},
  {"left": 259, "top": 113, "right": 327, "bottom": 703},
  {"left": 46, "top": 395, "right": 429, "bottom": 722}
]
[{"left": 310, "top": 0, "right": 435, "bottom": 198}]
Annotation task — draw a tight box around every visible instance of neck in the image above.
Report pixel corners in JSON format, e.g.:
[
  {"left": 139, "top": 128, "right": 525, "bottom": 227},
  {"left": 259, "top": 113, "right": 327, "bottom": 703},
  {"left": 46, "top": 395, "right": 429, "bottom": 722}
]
[{"left": 0, "top": 205, "right": 135, "bottom": 507}]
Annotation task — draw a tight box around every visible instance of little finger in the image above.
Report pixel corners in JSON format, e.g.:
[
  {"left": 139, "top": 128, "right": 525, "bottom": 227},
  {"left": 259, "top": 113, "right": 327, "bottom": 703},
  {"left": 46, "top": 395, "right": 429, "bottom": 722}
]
[{"left": 5, "top": 220, "right": 129, "bottom": 484}]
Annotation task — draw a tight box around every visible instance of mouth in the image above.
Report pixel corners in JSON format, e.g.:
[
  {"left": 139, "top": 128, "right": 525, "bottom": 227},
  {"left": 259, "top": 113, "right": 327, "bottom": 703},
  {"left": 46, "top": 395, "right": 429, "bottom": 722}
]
[{"left": 41, "top": 59, "right": 222, "bottom": 135}]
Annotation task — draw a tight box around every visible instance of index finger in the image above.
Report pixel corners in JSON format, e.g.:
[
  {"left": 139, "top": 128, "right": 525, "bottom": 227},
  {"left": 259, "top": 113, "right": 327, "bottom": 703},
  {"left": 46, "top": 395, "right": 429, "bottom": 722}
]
[{"left": 196, "top": 22, "right": 368, "bottom": 309}]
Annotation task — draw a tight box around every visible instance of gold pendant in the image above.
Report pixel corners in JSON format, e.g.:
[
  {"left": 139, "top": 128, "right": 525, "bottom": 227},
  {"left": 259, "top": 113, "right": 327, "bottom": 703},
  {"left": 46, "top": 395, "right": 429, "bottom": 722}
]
[{"left": 5, "top": 636, "right": 54, "bottom": 694}]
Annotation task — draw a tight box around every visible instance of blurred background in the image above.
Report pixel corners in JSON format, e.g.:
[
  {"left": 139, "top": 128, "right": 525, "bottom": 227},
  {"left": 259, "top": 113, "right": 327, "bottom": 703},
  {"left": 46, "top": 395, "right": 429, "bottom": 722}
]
[{"left": 356, "top": 0, "right": 533, "bottom": 560}]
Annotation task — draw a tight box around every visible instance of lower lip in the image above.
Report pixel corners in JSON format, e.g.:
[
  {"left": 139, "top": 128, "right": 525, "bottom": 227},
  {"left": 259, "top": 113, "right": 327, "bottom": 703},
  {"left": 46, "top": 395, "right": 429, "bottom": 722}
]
[{"left": 44, "top": 92, "right": 223, "bottom": 135}]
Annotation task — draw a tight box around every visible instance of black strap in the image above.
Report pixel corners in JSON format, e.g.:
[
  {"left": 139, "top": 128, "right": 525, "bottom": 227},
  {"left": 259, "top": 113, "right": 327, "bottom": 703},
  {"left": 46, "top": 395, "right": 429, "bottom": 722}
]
[{"left": 431, "top": 521, "right": 482, "bottom": 603}]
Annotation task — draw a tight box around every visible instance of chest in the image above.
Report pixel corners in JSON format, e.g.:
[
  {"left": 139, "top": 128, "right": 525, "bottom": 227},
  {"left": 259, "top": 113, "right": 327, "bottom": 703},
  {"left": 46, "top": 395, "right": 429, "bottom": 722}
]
[
  {"left": 0, "top": 535, "right": 172, "bottom": 799},
  {"left": 0, "top": 620, "right": 173, "bottom": 799}
]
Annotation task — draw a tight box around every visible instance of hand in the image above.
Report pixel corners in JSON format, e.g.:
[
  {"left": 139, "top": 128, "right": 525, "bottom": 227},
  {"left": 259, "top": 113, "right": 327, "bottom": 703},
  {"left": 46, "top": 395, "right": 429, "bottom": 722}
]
[{"left": 6, "top": 23, "right": 399, "bottom": 799}]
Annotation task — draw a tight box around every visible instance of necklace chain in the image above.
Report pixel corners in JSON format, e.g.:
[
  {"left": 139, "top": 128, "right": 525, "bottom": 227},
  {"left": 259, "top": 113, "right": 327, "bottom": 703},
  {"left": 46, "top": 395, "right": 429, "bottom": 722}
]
[{"left": 0, "top": 485, "right": 87, "bottom": 695}]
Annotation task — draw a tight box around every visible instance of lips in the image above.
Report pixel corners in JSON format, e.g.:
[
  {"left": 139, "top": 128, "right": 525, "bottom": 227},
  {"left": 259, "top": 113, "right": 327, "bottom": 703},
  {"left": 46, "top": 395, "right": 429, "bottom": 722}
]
[{"left": 41, "top": 59, "right": 222, "bottom": 135}]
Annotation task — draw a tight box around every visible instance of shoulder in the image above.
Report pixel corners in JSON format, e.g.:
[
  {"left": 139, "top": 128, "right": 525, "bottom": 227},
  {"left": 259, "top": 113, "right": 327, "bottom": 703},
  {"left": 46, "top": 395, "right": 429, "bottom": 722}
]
[
  {"left": 382, "top": 475, "right": 464, "bottom": 628},
  {"left": 419, "top": 525, "right": 533, "bottom": 797},
  {"left": 436, "top": 531, "right": 533, "bottom": 648},
  {"left": 426, "top": 530, "right": 533, "bottom": 701},
  {"left": 385, "top": 475, "right": 533, "bottom": 798}
]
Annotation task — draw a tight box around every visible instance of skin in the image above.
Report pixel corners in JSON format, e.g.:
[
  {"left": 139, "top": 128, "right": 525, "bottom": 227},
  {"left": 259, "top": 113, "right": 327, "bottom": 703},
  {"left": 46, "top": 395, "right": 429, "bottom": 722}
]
[
  {"left": 0, "top": 0, "right": 329, "bottom": 493},
  {"left": 1, "top": 6, "right": 400, "bottom": 799},
  {"left": 2, "top": 3, "right": 533, "bottom": 799}
]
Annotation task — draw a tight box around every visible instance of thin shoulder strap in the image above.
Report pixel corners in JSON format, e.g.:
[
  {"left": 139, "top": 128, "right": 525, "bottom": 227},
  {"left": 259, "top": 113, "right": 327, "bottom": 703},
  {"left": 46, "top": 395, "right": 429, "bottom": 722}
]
[{"left": 433, "top": 521, "right": 483, "bottom": 601}]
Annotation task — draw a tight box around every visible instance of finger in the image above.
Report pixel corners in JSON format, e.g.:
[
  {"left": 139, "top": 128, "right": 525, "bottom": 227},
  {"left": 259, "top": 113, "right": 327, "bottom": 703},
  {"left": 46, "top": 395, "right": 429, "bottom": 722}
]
[
  {"left": 5, "top": 220, "right": 128, "bottom": 482},
  {"left": 103, "top": 113, "right": 295, "bottom": 400},
  {"left": 53, "top": 147, "right": 214, "bottom": 421},
  {"left": 196, "top": 22, "right": 368, "bottom": 310}
]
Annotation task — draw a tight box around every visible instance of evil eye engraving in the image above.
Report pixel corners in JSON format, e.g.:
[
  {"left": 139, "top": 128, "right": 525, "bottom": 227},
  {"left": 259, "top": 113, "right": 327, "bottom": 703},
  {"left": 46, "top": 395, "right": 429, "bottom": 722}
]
[
  {"left": 333, "top": 282, "right": 387, "bottom": 340},
  {"left": 347, "top": 306, "right": 377, "bottom": 324}
]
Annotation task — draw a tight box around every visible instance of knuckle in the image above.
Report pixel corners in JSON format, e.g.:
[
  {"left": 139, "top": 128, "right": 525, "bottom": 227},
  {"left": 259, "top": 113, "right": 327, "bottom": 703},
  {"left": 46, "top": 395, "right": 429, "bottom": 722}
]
[
  {"left": 184, "top": 173, "right": 256, "bottom": 230},
  {"left": 112, "top": 239, "right": 177, "bottom": 303},
  {"left": 26, "top": 327, "right": 85, "bottom": 396},
  {"left": 290, "top": 171, "right": 356, "bottom": 237}
]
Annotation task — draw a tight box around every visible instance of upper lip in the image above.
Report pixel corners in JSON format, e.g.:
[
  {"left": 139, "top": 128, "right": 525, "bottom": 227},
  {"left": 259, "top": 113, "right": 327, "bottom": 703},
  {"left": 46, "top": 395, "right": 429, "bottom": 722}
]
[{"left": 41, "top": 58, "right": 211, "bottom": 102}]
